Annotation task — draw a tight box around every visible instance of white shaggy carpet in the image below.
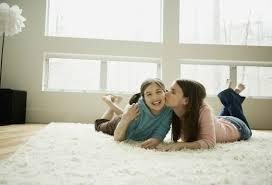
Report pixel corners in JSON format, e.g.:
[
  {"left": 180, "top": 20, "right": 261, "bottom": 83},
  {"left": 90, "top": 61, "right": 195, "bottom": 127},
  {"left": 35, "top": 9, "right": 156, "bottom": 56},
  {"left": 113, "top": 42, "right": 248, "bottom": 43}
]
[{"left": 0, "top": 123, "right": 271, "bottom": 185}]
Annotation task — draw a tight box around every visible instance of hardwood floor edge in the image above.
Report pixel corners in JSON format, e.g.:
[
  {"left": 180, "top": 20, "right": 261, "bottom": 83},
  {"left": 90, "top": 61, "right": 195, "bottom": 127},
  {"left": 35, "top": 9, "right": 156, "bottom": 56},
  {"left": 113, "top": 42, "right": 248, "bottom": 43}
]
[{"left": 0, "top": 123, "right": 47, "bottom": 160}]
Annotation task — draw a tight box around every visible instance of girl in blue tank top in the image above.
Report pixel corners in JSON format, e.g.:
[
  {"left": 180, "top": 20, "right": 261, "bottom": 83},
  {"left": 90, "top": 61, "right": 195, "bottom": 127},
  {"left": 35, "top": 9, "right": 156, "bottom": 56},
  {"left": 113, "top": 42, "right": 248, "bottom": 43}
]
[{"left": 95, "top": 78, "right": 172, "bottom": 149}]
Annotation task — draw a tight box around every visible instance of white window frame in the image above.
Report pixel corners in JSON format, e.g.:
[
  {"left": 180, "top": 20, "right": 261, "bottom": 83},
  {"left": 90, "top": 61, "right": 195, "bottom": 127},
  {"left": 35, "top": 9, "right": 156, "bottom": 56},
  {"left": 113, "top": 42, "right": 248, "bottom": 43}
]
[
  {"left": 42, "top": 52, "right": 162, "bottom": 93},
  {"left": 179, "top": 59, "right": 272, "bottom": 98},
  {"left": 45, "top": 0, "right": 163, "bottom": 43},
  {"left": 179, "top": 0, "right": 272, "bottom": 46}
]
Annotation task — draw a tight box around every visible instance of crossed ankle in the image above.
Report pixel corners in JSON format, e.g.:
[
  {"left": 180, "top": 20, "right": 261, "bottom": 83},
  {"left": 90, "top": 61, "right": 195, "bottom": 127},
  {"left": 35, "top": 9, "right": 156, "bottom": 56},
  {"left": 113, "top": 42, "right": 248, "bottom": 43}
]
[{"left": 234, "top": 83, "right": 245, "bottom": 94}]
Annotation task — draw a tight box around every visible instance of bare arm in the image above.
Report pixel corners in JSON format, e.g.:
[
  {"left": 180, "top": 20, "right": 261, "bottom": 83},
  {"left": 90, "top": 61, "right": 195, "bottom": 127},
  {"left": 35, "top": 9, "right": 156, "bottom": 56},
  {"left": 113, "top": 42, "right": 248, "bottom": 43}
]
[
  {"left": 113, "top": 103, "right": 139, "bottom": 141},
  {"left": 140, "top": 138, "right": 161, "bottom": 149},
  {"left": 156, "top": 141, "right": 201, "bottom": 151}
]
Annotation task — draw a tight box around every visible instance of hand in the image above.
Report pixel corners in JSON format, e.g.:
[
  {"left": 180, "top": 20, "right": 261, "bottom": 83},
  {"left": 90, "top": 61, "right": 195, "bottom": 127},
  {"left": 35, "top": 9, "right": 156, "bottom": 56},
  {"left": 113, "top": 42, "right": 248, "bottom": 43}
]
[
  {"left": 122, "top": 103, "right": 139, "bottom": 122},
  {"left": 156, "top": 142, "right": 184, "bottom": 152},
  {"left": 140, "top": 138, "right": 161, "bottom": 149}
]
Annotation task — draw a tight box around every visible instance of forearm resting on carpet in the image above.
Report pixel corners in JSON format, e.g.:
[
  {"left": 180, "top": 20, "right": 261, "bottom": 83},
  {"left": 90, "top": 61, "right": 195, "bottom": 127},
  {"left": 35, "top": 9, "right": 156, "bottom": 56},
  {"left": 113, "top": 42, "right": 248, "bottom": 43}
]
[{"left": 156, "top": 141, "right": 202, "bottom": 151}]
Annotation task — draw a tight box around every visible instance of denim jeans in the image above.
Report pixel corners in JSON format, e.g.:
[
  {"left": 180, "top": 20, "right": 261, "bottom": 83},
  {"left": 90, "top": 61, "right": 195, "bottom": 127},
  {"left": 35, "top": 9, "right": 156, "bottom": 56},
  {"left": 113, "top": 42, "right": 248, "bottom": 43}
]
[
  {"left": 217, "top": 88, "right": 252, "bottom": 140},
  {"left": 217, "top": 116, "right": 252, "bottom": 140}
]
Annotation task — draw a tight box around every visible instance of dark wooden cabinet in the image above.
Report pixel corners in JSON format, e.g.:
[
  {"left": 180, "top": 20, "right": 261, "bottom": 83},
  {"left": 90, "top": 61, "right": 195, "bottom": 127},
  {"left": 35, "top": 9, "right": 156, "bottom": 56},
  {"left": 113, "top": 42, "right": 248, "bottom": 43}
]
[{"left": 0, "top": 89, "right": 27, "bottom": 125}]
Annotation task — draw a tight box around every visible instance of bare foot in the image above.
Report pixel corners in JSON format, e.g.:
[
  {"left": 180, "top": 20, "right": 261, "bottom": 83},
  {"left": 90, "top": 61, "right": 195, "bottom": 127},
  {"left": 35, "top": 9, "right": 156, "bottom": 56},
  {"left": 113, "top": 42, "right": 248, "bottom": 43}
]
[
  {"left": 112, "top": 95, "right": 123, "bottom": 104},
  {"left": 226, "top": 79, "right": 232, "bottom": 89},
  {"left": 102, "top": 95, "right": 113, "bottom": 104},
  {"left": 234, "top": 83, "right": 246, "bottom": 94},
  {"left": 102, "top": 94, "right": 123, "bottom": 104}
]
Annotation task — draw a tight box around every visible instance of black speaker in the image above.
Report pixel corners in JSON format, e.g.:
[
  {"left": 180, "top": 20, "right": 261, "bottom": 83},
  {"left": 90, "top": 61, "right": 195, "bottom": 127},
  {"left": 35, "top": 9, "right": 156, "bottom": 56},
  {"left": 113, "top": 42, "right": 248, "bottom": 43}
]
[{"left": 0, "top": 89, "right": 27, "bottom": 125}]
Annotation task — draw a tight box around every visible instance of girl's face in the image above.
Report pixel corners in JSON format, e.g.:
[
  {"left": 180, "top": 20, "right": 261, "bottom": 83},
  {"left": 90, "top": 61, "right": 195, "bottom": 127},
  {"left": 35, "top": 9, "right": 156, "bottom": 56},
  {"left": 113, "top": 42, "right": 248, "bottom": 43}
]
[
  {"left": 143, "top": 83, "right": 166, "bottom": 115},
  {"left": 165, "top": 81, "right": 188, "bottom": 109}
]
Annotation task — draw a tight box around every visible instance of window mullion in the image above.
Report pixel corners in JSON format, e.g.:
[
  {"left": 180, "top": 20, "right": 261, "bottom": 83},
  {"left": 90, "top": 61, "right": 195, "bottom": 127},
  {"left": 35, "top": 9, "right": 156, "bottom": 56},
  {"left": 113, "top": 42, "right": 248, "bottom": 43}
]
[
  {"left": 43, "top": 58, "right": 50, "bottom": 91},
  {"left": 157, "top": 63, "right": 162, "bottom": 79},
  {"left": 230, "top": 65, "right": 237, "bottom": 87},
  {"left": 100, "top": 60, "right": 107, "bottom": 91}
]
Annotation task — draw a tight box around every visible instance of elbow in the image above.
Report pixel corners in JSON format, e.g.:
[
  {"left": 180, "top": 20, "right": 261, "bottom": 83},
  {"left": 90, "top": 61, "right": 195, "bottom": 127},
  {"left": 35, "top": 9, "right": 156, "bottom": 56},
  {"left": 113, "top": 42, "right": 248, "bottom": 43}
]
[
  {"left": 209, "top": 144, "right": 215, "bottom": 149},
  {"left": 198, "top": 139, "right": 216, "bottom": 149},
  {"left": 113, "top": 134, "right": 125, "bottom": 142},
  {"left": 114, "top": 137, "right": 122, "bottom": 142},
  {"left": 208, "top": 140, "right": 216, "bottom": 149}
]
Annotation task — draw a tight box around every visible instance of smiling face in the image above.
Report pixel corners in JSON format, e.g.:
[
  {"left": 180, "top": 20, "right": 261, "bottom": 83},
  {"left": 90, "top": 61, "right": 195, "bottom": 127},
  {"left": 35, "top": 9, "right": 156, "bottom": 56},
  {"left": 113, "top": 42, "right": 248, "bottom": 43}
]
[
  {"left": 165, "top": 81, "right": 188, "bottom": 109},
  {"left": 143, "top": 82, "right": 166, "bottom": 115}
]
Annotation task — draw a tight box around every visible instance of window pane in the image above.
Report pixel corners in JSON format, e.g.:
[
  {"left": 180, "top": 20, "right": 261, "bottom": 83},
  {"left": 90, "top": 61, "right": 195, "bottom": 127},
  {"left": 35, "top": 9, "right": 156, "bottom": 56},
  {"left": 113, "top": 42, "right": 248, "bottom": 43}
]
[
  {"left": 47, "top": 58, "right": 100, "bottom": 91},
  {"left": 180, "top": 0, "right": 272, "bottom": 46},
  {"left": 237, "top": 66, "right": 272, "bottom": 97},
  {"left": 107, "top": 61, "right": 158, "bottom": 92},
  {"left": 180, "top": 64, "right": 230, "bottom": 95},
  {"left": 46, "top": 0, "right": 162, "bottom": 42}
]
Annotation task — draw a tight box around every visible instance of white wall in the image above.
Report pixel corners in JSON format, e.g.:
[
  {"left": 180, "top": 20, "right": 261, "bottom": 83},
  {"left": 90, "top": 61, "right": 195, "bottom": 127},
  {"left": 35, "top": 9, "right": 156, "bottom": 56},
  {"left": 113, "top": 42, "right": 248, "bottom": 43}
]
[{"left": 2, "top": 0, "right": 272, "bottom": 129}]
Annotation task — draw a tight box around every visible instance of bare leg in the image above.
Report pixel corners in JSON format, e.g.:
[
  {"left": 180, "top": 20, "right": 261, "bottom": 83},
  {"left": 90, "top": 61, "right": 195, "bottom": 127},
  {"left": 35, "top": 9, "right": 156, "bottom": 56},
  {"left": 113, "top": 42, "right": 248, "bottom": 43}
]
[
  {"left": 226, "top": 79, "right": 232, "bottom": 89},
  {"left": 100, "top": 95, "right": 124, "bottom": 120},
  {"left": 101, "top": 108, "right": 115, "bottom": 120},
  {"left": 226, "top": 79, "right": 245, "bottom": 94},
  {"left": 234, "top": 83, "right": 245, "bottom": 94},
  {"left": 96, "top": 95, "right": 124, "bottom": 134}
]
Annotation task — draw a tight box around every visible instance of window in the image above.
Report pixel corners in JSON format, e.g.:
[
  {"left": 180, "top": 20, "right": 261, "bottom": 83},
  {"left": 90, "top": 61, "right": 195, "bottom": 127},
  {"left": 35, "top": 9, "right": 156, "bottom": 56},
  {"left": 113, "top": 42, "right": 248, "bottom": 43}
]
[
  {"left": 44, "top": 58, "right": 101, "bottom": 91},
  {"left": 46, "top": 0, "right": 162, "bottom": 42},
  {"left": 237, "top": 66, "right": 272, "bottom": 97},
  {"left": 180, "top": 60, "right": 272, "bottom": 97},
  {"left": 180, "top": 63, "right": 230, "bottom": 95},
  {"left": 180, "top": 0, "right": 272, "bottom": 46},
  {"left": 107, "top": 61, "right": 158, "bottom": 93},
  {"left": 43, "top": 54, "right": 161, "bottom": 93}
]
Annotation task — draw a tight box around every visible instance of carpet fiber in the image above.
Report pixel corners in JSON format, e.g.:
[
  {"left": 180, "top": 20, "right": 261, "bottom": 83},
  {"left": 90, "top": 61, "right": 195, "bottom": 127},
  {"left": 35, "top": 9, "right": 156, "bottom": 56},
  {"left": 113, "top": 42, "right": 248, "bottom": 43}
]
[{"left": 0, "top": 123, "right": 271, "bottom": 185}]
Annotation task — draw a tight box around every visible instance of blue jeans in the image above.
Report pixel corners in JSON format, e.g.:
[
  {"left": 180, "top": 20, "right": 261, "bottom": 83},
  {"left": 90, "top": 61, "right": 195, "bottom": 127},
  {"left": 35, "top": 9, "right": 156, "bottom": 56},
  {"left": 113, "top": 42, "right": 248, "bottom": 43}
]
[{"left": 217, "top": 88, "right": 252, "bottom": 140}]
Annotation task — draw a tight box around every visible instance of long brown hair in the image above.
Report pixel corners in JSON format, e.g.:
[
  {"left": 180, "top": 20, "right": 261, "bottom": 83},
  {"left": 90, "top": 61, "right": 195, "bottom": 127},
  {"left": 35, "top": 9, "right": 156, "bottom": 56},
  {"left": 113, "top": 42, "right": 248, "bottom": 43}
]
[{"left": 171, "top": 79, "right": 206, "bottom": 142}]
